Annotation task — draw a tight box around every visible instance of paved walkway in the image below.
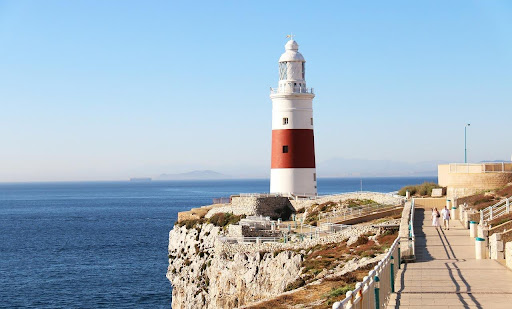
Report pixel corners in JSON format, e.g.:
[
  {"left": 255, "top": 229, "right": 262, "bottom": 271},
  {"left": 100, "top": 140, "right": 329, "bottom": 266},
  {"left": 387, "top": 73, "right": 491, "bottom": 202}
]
[{"left": 387, "top": 208, "right": 512, "bottom": 309}]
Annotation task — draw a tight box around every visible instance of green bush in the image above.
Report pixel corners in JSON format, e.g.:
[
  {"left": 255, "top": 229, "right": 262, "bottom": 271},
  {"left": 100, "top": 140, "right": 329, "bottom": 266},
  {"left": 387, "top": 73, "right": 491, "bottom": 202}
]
[
  {"left": 398, "top": 182, "right": 442, "bottom": 197},
  {"left": 208, "top": 212, "right": 245, "bottom": 227}
]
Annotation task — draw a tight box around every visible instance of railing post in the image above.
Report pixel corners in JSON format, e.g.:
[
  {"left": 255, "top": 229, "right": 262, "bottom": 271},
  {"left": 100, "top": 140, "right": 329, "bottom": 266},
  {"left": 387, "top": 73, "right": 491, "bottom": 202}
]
[
  {"left": 480, "top": 210, "right": 483, "bottom": 224},
  {"left": 398, "top": 245, "right": 401, "bottom": 269},
  {"left": 374, "top": 276, "right": 380, "bottom": 309},
  {"left": 507, "top": 198, "right": 510, "bottom": 214},
  {"left": 390, "top": 256, "right": 395, "bottom": 293},
  {"left": 490, "top": 207, "right": 493, "bottom": 220},
  {"left": 346, "top": 290, "right": 353, "bottom": 308}
]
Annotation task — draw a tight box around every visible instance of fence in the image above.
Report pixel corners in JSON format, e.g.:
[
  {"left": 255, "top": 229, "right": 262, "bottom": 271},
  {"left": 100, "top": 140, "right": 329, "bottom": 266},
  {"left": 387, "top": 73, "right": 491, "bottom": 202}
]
[
  {"left": 319, "top": 203, "right": 401, "bottom": 224},
  {"left": 401, "top": 200, "right": 416, "bottom": 261},
  {"left": 332, "top": 237, "right": 400, "bottom": 309},
  {"left": 449, "top": 162, "right": 512, "bottom": 173},
  {"left": 480, "top": 197, "right": 511, "bottom": 224},
  {"left": 212, "top": 197, "right": 230, "bottom": 204}
]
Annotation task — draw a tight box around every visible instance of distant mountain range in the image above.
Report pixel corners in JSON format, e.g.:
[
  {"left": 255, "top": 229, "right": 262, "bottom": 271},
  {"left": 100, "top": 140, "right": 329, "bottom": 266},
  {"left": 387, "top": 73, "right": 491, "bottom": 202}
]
[
  {"left": 157, "top": 170, "right": 231, "bottom": 180},
  {"left": 317, "top": 158, "right": 444, "bottom": 177}
]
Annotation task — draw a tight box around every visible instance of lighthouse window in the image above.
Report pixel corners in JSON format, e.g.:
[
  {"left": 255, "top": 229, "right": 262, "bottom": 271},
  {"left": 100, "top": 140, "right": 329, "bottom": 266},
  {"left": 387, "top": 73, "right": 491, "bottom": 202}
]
[
  {"left": 313, "top": 173, "right": 316, "bottom": 181},
  {"left": 311, "top": 118, "right": 313, "bottom": 125},
  {"left": 279, "top": 62, "right": 288, "bottom": 80},
  {"left": 282, "top": 145, "right": 288, "bottom": 153},
  {"left": 302, "top": 63, "right": 305, "bottom": 79},
  {"left": 283, "top": 118, "right": 289, "bottom": 125}
]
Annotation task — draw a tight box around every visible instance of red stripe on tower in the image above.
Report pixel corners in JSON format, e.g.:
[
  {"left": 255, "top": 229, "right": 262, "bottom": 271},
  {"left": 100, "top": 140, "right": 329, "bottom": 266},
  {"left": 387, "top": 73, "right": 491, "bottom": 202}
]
[{"left": 271, "top": 129, "right": 315, "bottom": 169}]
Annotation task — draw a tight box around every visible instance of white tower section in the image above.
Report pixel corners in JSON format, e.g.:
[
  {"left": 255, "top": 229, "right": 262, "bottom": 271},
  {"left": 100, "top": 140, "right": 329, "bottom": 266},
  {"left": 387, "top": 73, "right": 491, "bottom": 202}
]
[{"left": 270, "top": 40, "right": 317, "bottom": 197}]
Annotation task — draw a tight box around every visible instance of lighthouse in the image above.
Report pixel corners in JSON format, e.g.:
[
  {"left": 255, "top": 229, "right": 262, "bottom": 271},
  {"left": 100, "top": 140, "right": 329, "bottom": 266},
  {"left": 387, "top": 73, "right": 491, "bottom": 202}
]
[{"left": 270, "top": 39, "right": 317, "bottom": 196}]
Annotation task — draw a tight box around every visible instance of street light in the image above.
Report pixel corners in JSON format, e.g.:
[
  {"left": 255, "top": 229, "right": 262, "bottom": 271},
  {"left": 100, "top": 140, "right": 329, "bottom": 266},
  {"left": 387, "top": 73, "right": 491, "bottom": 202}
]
[{"left": 465, "top": 123, "right": 471, "bottom": 163}]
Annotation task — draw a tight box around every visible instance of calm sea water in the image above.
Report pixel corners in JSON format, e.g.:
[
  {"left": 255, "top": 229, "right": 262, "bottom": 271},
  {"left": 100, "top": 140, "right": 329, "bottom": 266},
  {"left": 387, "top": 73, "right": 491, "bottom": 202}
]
[{"left": 0, "top": 177, "right": 435, "bottom": 308}]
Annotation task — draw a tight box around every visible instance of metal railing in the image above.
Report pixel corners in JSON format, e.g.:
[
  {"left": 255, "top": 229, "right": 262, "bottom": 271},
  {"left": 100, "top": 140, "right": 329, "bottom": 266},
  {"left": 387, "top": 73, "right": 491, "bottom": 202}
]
[
  {"left": 480, "top": 197, "right": 511, "bottom": 224},
  {"left": 449, "top": 162, "right": 512, "bottom": 173},
  {"left": 218, "top": 236, "right": 283, "bottom": 244},
  {"left": 404, "top": 199, "right": 416, "bottom": 260},
  {"left": 319, "top": 203, "right": 401, "bottom": 224},
  {"left": 270, "top": 85, "right": 314, "bottom": 95},
  {"left": 212, "top": 197, "right": 230, "bottom": 204},
  {"left": 332, "top": 237, "right": 400, "bottom": 309}
]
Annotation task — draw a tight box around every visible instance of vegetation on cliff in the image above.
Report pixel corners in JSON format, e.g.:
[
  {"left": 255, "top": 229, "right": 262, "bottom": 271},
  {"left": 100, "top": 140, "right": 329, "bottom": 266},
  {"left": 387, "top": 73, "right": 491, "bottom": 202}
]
[
  {"left": 176, "top": 212, "right": 245, "bottom": 229},
  {"left": 245, "top": 230, "right": 398, "bottom": 309},
  {"left": 304, "top": 199, "right": 377, "bottom": 226}
]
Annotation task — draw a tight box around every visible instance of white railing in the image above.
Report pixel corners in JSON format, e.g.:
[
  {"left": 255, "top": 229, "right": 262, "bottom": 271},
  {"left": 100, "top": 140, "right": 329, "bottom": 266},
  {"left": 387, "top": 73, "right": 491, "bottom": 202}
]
[
  {"left": 332, "top": 237, "right": 400, "bottom": 309},
  {"left": 218, "top": 236, "right": 283, "bottom": 244},
  {"left": 270, "top": 85, "right": 314, "bottom": 95},
  {"left": 480, "top": 197, "right": 511, "bottom": 224},
  {"left": 407, "top": 199, "right": 416, "bottom": 259},
  {"left": 449, "top": 162, "right": 512, "bottom": 173},
  {"left": 238, "top": 193, "right": 281, "bottom": 198},
  {"left": 319, "top": 203, "right": 401, "bottom": 224}
]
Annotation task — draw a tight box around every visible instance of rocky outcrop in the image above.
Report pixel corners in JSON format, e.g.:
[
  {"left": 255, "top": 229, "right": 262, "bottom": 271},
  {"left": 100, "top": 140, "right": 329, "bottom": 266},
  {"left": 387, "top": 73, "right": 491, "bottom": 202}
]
[
  {"left": 167, "top": 223, "right": 303, "bottom": 309},
  {"left": 167, "top": 221, "right": 379, "bottom": 308}
]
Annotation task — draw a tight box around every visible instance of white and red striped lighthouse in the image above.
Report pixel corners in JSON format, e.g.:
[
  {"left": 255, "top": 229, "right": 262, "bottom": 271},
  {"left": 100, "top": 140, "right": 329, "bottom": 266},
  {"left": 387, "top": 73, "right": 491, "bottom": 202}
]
[{"left": 270, "top": 39, "right": 317, "bottom": 196}]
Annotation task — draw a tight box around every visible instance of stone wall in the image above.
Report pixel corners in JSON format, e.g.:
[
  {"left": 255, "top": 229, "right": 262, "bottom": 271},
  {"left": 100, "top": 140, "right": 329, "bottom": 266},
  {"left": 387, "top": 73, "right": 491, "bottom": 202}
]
[
  {"left": 290, "top": 192, "right": 403, "bottom": 210},
  {"left": 206, "top": 196, "right": 294, "bottom": 220},
  {"left": 438, "top": 164, "right": 512, "bottom": 198}
]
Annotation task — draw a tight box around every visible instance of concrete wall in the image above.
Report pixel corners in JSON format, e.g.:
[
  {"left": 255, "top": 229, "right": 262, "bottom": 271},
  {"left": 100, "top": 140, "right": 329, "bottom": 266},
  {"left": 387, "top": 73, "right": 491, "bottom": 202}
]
[
  {"left": 413, "top": 198, "right": 446, "bottom": 209},
  {"left": 506, "top": 242, "right": 512, "bottom": 269},
  {"left": 438, "top": 164, "right": 512, "bottom": 198}
]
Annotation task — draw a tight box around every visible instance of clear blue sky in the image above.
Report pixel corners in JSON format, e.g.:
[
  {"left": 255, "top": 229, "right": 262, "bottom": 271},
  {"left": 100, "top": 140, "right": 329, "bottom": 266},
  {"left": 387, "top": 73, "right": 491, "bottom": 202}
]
[{"left": 1, "top": 1, "right": 511, "bottom": 181}]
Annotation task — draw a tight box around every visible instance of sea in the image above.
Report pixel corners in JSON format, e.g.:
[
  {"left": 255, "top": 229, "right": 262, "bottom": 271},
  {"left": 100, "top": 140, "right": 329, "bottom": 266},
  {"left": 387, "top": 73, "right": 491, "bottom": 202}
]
[{"left": 0, "top": 177, "right": 436, "bottom": 308}]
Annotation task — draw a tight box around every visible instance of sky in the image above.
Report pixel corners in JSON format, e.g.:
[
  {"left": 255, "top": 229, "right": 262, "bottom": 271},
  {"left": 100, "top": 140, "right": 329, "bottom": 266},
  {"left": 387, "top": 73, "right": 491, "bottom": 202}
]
[{"left": 1, "top": 1, "right": 512, "bottom": 182}]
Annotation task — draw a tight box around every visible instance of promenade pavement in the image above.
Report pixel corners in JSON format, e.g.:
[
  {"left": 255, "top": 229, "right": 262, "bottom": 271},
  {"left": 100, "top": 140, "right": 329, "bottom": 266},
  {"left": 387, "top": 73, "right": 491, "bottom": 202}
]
[{"left": 387, "top": 208, "right": 512, "bottom": 309}]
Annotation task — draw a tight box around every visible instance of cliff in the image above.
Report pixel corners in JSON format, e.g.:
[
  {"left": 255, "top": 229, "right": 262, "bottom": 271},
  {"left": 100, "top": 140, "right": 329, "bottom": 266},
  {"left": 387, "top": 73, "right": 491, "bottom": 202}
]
[
  {"left": 167, "top": 192, "right": 403, "bottom": 308},
  {"left": 167, "top": 223, "right": 303, "bottom": 309}
]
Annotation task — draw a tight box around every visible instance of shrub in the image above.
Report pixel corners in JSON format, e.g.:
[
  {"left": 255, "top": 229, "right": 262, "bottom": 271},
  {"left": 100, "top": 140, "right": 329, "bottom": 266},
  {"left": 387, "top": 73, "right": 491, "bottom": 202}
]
[
  {"left": 208, "top": 212, "right": 245, "bottom": 227},
  {"left": 176, "top": 218, "right": 205, "bottom": 229},
  {"left": 353, "top": 235, "right": 369, "bottom": 247},
  {"left": 398, "top": 182, "right": 442, "bottom": 197},
  {"left": 284, "top": 278, "right": 306, "bottom": 291}
]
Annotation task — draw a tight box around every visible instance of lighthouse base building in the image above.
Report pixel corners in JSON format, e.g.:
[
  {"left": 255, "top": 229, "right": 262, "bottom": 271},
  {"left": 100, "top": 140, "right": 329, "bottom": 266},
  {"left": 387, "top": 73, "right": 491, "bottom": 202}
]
[{"left": 270, "top": 39, "right": 317, "bottom": 197}]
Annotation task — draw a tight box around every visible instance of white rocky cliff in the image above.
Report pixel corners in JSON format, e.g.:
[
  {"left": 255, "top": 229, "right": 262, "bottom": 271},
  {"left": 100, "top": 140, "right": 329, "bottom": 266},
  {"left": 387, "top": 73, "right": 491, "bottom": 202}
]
[{"left": 167, "top": 223, "right": 303, "bottom": 309}]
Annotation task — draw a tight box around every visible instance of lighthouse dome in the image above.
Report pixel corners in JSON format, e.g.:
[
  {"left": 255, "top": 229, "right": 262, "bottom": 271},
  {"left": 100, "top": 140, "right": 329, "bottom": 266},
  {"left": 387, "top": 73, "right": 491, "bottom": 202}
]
[{"left": 279, "top": 40, "right": 305, "bottom": 62}]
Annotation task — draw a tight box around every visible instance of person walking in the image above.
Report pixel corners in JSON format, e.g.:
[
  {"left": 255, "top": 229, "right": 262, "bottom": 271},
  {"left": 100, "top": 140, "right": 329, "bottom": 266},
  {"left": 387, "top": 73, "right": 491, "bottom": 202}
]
[
  {"left": 441, "top": 206, "right": 451, "bottom": 230},
  {"left": 432, "top": 208, "right": 440, "bottom": 228}
]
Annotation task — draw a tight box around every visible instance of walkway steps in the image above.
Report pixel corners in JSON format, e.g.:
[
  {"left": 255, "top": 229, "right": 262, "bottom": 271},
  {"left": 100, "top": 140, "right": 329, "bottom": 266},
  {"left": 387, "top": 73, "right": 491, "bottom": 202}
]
[{"left": 387, "top": 208, "right": 512, "bottom": 309}]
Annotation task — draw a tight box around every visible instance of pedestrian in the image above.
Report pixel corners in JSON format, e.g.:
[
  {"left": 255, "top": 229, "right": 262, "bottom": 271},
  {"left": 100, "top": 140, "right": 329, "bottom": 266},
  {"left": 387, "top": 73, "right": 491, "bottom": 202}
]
[
  {"left": 441, "top": 206, "right": 451, "bottom": 230},
  {"left": 432, "top": 207, "right": 440, "bottom": 228}
]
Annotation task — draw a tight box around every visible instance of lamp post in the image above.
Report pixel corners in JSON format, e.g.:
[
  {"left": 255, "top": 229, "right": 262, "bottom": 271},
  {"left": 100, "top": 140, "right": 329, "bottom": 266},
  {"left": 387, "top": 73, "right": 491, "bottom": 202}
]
[{"left": 465, "top": 123, "right": 471, "bottom": 163}]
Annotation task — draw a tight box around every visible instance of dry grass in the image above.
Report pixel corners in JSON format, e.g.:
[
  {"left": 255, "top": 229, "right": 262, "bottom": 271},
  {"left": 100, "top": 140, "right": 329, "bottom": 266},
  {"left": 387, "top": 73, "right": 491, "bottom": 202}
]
[
  {"left": 488, "top": 213, "right": 512, "bottom": 227},
  {"left": 496, "top": 184, "right": 512, "bottom": 198},
  {"left": 246, "top": 231, "right": 398, "bottom": 309}
]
